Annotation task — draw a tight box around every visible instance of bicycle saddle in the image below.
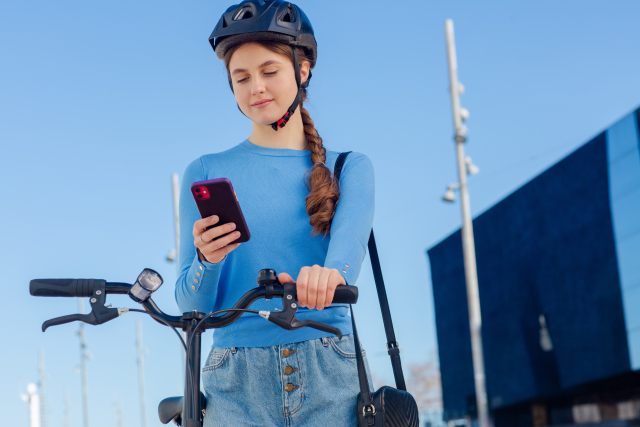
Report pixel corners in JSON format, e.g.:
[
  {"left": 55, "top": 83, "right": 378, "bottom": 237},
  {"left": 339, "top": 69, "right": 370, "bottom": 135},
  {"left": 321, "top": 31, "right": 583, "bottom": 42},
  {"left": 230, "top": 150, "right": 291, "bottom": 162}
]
[{"left": 158, "top": 392, "right": 206, "bottom": 425}]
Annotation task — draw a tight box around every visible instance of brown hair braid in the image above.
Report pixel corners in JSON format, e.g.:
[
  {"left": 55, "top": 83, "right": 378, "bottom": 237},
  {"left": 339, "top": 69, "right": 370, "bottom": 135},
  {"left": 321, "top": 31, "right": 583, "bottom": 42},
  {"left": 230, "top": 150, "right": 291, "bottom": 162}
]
[{"left": 224, "top": 40, "right": 340, "bottom": 235}]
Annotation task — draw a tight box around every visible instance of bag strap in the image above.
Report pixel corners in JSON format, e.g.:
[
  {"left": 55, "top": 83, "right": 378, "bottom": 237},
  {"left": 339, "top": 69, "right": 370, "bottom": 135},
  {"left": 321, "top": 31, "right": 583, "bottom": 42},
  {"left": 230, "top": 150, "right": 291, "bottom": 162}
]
[{"left": 334, "top": 152, "right": 407, "bottom": 392}]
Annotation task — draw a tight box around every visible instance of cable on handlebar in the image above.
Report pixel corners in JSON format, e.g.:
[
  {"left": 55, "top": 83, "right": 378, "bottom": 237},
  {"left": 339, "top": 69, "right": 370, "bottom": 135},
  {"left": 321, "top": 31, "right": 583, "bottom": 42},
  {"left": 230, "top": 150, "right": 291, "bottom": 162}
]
[
  {"left": 128, "top": 309, "right": 187, "bottom": 351},
  {"left": 185, "top": 308, "right": 260, "bottom": 400}
]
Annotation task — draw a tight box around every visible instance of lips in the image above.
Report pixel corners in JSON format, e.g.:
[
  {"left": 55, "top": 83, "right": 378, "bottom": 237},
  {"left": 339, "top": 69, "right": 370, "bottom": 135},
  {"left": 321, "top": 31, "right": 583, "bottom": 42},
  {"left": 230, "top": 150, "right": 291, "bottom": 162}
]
[{"left": 252, "top": 99, "right": 273, "bottom": 108}]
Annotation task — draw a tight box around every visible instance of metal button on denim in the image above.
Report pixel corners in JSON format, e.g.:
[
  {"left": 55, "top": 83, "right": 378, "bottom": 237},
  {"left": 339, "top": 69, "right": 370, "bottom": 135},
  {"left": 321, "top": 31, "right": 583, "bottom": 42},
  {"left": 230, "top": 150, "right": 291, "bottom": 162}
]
[
  {"left": 284, "top": 366, "right": 297, "bottom": 375},
  {"left": 281, "top": 349, "right": 295, "bottom": 358},
  {"left": 285, "top": 383, "right": 298, "bottom": 393}
]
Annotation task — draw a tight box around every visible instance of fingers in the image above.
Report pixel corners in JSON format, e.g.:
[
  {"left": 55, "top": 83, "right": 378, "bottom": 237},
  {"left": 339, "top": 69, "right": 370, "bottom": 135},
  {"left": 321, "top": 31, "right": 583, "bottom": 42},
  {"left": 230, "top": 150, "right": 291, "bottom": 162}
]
[
  {"left": 192, "top": 215, "right": 219, "bottom": 237},
  {"left": 296, "top": 266, "right": 343, "bottom": 310},
  {"left": 324, "top": 269, "right": 345, "bottom": 308},
  {"left": 200, "top": 222, "right": 237, "bottom": 245},
  {"left": 278, "top": 272, "right": 295, "bottom": 284},
  {"left": 305, "top": 266, "right": 321, "bottom": 310},
  {"left": 296, "top": 267, "right": 310, "bottom": 308},
  {"left": 192, "top": 216, "right": 242, "bottom": 264},
  {"left": 314, "top": 268, "right": 332, "bottom": 310}
]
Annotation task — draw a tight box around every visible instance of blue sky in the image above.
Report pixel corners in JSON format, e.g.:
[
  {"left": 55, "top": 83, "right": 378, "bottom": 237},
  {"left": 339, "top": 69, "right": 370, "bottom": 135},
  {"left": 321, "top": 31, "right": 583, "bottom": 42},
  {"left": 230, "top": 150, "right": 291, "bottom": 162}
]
[{"left": 2, "top": 1, "right": 640, "bottom": 425}]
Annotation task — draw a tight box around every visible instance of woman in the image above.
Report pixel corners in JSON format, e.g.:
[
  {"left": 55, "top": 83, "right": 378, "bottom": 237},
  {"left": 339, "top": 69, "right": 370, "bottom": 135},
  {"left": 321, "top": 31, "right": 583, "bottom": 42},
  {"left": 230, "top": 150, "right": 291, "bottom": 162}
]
[{"left": 175, "top": 1, "right": 374, "bottom": 425}]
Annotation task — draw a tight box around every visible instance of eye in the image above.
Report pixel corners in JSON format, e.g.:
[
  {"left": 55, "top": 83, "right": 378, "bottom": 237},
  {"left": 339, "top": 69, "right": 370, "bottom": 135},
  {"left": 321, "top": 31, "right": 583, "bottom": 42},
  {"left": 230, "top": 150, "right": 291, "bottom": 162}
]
[
  {"left": 237, "top": 77, "right": 249, "bottom": 84},
  {"left": 265, "top": 71, "right": 277, "bottom": 76}
]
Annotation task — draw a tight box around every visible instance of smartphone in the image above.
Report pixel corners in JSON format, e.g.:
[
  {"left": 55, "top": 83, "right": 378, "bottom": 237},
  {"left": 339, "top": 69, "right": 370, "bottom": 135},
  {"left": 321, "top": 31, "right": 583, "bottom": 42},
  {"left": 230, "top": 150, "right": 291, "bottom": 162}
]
[{"left": 190, "top": 178, "right": 251, "bottom": 243}]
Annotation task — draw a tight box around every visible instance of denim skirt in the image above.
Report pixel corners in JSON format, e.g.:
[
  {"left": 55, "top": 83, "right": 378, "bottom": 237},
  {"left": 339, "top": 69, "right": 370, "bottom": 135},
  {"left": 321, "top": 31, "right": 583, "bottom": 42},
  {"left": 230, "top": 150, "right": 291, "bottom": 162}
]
[{"left": 201, "top": 334, "right": 374, "bottom": 427}]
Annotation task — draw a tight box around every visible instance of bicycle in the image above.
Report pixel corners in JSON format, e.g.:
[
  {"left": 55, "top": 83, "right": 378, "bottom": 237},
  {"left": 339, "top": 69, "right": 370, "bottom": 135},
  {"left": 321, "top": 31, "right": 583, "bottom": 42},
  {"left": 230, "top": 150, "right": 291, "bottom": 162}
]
[{"left": 30, "top": 267, "right": 359, "bottom": 427}]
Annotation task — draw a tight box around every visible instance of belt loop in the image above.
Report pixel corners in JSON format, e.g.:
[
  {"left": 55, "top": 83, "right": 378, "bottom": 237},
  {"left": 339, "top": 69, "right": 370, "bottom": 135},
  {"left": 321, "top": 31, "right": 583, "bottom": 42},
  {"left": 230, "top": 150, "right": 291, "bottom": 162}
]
[
  {"left": 231, "top": 347, "right": 237, "bottom": 354},
  {"left": 321, "top": 337, "right": 328, "bottom": 347}
]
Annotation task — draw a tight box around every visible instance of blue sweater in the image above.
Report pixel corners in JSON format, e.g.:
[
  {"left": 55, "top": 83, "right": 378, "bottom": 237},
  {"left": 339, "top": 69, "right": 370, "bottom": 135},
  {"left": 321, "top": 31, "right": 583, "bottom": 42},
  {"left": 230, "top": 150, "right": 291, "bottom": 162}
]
[{"left": 175, "top": 140, "right": 375, "bottom": 347}]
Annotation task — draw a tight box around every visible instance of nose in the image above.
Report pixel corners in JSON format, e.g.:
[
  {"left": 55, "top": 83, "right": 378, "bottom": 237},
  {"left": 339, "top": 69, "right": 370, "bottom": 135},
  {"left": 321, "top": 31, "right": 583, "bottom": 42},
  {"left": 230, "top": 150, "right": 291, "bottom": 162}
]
[{"left": 251, "top": 75, "right": 266, "bottom": 96}]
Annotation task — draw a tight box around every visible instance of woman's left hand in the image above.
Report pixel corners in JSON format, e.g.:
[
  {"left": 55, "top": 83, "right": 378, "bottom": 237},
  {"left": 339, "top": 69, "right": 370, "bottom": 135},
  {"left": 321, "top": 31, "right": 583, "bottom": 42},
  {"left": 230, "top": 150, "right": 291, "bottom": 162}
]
[{"left": 278, "top": 265, "right": 346, "bottom": 310}]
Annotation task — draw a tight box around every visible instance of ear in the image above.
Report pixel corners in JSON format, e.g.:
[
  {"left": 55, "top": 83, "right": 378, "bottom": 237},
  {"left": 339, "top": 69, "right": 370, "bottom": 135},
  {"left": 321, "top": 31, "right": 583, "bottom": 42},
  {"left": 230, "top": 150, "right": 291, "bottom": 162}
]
[{"left": 300, "top": 60, "right": 311, "bottom": 85}]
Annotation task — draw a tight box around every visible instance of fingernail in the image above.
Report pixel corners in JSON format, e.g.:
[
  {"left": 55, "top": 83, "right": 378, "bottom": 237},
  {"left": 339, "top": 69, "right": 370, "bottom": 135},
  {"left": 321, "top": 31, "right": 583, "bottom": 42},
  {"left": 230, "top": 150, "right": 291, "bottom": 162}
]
[
  {"left": 234, "top": 231, "right": 240, "bottom": 237},
  {"left": 212, "top": 216, "right": 219, "bottom": 222},
  {"left": 228, "top": 223, "right": 235, "bottom": 231}
]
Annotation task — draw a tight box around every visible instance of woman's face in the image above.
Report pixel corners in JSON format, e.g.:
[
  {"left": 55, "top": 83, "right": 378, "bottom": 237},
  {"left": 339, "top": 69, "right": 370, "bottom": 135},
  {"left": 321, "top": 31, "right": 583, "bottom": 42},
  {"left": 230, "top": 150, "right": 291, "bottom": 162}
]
[{"left": 228, "top": 42, "right": 308, "bottom": 126}]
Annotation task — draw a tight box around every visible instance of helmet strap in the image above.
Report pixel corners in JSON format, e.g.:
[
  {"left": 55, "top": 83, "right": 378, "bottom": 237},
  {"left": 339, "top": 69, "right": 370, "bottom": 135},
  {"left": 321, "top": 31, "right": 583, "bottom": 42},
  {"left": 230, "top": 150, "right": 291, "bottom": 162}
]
[{"left": 271, "top": 48, "right": 303, "bottom": 131}]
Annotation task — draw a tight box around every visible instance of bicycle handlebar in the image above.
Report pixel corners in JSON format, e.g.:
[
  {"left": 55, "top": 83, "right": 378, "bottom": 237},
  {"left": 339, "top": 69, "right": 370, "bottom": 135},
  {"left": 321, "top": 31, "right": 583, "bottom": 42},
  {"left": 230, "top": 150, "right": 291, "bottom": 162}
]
[{"left": 31, "top": 274, "right": 358, "bottom": 331}]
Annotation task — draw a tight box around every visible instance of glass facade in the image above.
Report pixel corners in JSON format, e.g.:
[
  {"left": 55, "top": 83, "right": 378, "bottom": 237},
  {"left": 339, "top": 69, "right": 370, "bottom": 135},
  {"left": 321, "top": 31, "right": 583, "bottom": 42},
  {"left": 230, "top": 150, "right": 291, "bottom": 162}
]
[
  {"left": 606, "top": 111, "right": 640, "bottom": 370},
  {"left": 427, "top": 108, "right": 640, "bottom": 420}
]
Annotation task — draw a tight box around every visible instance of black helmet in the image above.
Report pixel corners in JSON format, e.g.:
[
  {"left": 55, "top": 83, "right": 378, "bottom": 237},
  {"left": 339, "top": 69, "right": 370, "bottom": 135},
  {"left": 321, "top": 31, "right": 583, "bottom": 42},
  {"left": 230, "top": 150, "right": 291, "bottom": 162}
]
[
  {"left": 209, "top": 0, "right": 317, "bottom": 68},
  {"left": 209, "top": 0, "right": 317, "bottom": 131}
]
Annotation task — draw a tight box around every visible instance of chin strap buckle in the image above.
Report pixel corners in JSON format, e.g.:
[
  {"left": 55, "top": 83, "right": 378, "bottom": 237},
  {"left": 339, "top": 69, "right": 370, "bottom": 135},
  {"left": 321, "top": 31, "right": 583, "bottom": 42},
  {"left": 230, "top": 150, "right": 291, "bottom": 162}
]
[{"left": 272, "top": 111, "right": 291, "bottom": 131}]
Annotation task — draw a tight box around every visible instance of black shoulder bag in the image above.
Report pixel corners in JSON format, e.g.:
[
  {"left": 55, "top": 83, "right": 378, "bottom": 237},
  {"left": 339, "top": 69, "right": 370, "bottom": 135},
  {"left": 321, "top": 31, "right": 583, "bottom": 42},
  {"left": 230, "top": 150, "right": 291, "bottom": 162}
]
[{"left": 334, "top": 152, "right": 419, "bottom": 427}]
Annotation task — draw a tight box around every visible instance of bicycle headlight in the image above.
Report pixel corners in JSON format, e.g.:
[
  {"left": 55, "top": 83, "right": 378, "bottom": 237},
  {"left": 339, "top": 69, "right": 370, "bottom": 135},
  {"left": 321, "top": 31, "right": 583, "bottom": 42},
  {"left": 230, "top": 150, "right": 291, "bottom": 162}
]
[{"left": 129, "top": 268, "right": 163, "bottom": 303}]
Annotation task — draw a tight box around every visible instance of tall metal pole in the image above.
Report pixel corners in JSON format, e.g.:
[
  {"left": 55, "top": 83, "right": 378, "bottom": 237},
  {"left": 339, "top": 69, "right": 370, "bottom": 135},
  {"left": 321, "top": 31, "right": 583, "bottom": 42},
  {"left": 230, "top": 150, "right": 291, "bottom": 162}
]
[
  {"left": 63, "top": 388, "right": 71, "bottom": 427},
  {"left": 114, "top": 396, "right": 124, "bottom": 427},
  {"left": 22, "top": 383, "right": 41, "bottom": 427},
  {"left": 444, "top": 19, "right": 490, "bottom": 427},
  {"left": 136, "top": 320, "right": 148, "bottom": 427},
  {"left": 38, "top": 349, "right": 47, "bottom": 427},
  {"left": 78, "top": 299, "right": 90, "bottom": 427},
  {"left": 172, "top": 173, "right": 180, "bottom": 262},
  {"left": 172, "top": 173, "right": 187, "bottom": 378}
]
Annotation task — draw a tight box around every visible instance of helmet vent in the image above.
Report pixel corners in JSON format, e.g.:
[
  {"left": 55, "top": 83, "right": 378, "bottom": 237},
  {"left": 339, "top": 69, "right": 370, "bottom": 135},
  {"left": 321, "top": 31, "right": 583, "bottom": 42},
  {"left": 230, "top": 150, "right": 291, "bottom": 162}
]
[
  {"left": 278, "top": 7, "right": 296, "bottom": 23},
  {"left": 234, "top": 6, "right": 254, "bottom": 21},
  {"left": 221, "top": 16, "right": 228, "bottom": 28}
]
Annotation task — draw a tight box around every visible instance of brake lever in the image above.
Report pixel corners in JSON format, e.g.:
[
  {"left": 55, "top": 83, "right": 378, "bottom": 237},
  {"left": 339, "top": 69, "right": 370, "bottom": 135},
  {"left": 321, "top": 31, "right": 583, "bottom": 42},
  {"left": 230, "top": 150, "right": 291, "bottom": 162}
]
[
  {"left": 41, "top": 280, "right": 126, "bottom": 332},
  {"left": 291, "top": 318, "right": 343, "bottom": 340},
  {"left": 258, "top": 282, "right": 343, "bottom": 340},
  {"left": 42, "top": 313, "right": 95, "bottom": 332}
]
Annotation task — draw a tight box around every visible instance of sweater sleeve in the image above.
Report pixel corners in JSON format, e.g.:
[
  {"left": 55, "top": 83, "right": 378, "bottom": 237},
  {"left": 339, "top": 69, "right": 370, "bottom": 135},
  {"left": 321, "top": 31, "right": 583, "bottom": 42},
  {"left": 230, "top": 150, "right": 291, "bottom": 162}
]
[
  {"left": 174, "top": 158, "right": 226, "bottom": 315},
  {"left": 324, "top": 153, "right": 375, "bottom": 286}
]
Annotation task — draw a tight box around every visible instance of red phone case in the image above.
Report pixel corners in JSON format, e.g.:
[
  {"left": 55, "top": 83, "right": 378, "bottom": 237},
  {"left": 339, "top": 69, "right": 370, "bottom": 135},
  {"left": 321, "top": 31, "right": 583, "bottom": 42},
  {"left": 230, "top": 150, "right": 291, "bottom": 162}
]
[{"left": 190, "top": 178, "right": 251, "bottom": 243}]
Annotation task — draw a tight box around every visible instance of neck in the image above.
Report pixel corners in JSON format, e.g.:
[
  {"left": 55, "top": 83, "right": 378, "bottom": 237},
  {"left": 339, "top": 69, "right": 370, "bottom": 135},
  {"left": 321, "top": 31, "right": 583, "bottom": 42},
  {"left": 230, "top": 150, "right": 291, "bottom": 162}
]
[{"left": 248, "top": 107, "right": 308, "bottom": 150}]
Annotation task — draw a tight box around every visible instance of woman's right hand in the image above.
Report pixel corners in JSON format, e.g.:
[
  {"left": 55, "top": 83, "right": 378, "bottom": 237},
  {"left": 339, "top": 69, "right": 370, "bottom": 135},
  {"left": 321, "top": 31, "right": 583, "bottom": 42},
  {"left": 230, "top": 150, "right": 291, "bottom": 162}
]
[{"left": 193, "top": 215, "right": 242, "bottom": 264}]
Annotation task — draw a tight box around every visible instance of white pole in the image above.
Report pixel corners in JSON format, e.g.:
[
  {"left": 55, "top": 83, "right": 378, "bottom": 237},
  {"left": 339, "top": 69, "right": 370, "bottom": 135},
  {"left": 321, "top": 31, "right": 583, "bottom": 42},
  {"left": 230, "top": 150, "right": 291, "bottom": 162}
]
[
  {"left": 24, "top": 383, "right": 41, "bottom": 427},
  {"left": 172, "top": 173, "right": 187, "bottom": 380},
  {"left": 172, "top": 173, "right": 180, "bottom": 263},
  {"left": 63, "top": 388, "right": 71, "bottom": 427},
  {"left": 78, "top": 299, "right": 90, "bottom": 427},
  {"left": 444, "top": 19, "right": 490, "bottom": 427},
  {"left": 38, "top": 349, "right": 47, "bottom": 427},
  {"left": 137, "top": 320, "right": 148, "bottom": 427},
  {"left": 114, "top": 396, "right": 124, "bottom": 427}
]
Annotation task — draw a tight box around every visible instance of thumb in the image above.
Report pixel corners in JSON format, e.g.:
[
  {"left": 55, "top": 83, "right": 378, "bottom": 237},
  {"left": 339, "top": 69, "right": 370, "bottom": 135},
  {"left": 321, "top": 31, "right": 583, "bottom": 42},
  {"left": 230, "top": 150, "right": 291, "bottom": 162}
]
[{"left": 278, "top": 272, "right": 295, "bottom": 284}]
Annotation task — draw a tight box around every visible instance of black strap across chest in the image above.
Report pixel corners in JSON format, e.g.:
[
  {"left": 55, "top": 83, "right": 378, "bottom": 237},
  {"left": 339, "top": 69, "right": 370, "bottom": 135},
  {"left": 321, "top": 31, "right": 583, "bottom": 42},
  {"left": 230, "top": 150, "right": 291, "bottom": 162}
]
[{"left": 334, "top": 151, "right": 407, "bottom": 392}]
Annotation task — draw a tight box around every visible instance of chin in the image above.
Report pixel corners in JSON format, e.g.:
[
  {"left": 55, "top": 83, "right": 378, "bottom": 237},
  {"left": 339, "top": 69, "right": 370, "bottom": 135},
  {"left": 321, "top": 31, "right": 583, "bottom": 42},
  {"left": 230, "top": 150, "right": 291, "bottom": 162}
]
[{"left": 247, "top": 108, "right": 281, "bottom": 127}]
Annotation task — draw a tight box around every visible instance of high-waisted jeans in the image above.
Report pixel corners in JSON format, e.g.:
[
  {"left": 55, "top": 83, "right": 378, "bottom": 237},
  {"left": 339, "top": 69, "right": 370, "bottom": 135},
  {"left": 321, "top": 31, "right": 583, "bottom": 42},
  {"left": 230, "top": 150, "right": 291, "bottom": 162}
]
[{"left": 201, "top": 334, "right": 374, "bottom": 427}]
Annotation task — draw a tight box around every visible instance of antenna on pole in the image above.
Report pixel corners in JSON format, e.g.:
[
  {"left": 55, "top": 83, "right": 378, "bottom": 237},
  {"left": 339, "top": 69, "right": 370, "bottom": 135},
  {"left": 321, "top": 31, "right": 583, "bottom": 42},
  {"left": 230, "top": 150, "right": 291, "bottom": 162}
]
[
  {"left": 78, "top": 299, "right": 90, "bottom": 427},
  {"left": 38, "top": 349, "right": 47, "bottom": 427},
  {"left": 136, "top": 320, "right": 148, "bottom": 427}
]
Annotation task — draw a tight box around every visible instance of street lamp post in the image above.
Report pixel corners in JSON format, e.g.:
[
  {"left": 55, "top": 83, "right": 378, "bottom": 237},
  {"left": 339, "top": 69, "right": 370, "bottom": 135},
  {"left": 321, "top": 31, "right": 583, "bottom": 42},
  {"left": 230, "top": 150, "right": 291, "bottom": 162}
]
[{"left": 444, "top": 19, "right": 490, "bottom": 427}]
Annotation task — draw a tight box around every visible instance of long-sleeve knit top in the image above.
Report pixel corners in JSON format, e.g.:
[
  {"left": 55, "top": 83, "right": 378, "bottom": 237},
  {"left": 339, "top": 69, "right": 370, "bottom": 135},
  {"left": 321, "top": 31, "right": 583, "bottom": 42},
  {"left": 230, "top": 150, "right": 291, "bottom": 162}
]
[{"left": 175, "top": 139, "right": 374, "bottom": 347}]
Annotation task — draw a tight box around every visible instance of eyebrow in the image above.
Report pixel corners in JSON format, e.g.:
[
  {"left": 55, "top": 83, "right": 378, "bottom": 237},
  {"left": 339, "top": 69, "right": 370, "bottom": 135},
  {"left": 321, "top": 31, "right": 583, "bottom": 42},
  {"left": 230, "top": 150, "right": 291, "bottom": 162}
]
[{"left": 231, "top": 60, "right": 282, "bottom": 76}]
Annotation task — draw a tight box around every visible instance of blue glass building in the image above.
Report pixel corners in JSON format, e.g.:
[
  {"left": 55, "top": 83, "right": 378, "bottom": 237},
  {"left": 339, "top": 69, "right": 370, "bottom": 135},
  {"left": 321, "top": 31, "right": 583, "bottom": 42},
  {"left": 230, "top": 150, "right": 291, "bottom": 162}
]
[{"left": 427, "top": 108, "right": 640, "bottom": 426}]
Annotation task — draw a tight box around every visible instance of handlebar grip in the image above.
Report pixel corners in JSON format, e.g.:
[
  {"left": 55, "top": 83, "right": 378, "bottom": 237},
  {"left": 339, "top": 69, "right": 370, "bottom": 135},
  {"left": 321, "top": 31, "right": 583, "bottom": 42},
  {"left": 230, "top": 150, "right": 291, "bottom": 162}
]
[
  {"left": 332, "top": 286, "right": 358, "bottom": 304},
  {"left": 30, "top": 279, "right": 105, "bottom": 297}
]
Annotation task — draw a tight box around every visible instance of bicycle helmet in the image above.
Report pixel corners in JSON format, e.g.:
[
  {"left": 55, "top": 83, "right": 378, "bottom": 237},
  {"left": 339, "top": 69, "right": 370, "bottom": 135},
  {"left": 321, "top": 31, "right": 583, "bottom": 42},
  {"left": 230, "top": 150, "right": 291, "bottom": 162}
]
[{"left": 209, "top": 0, "right": 317, "bottom": 131}]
